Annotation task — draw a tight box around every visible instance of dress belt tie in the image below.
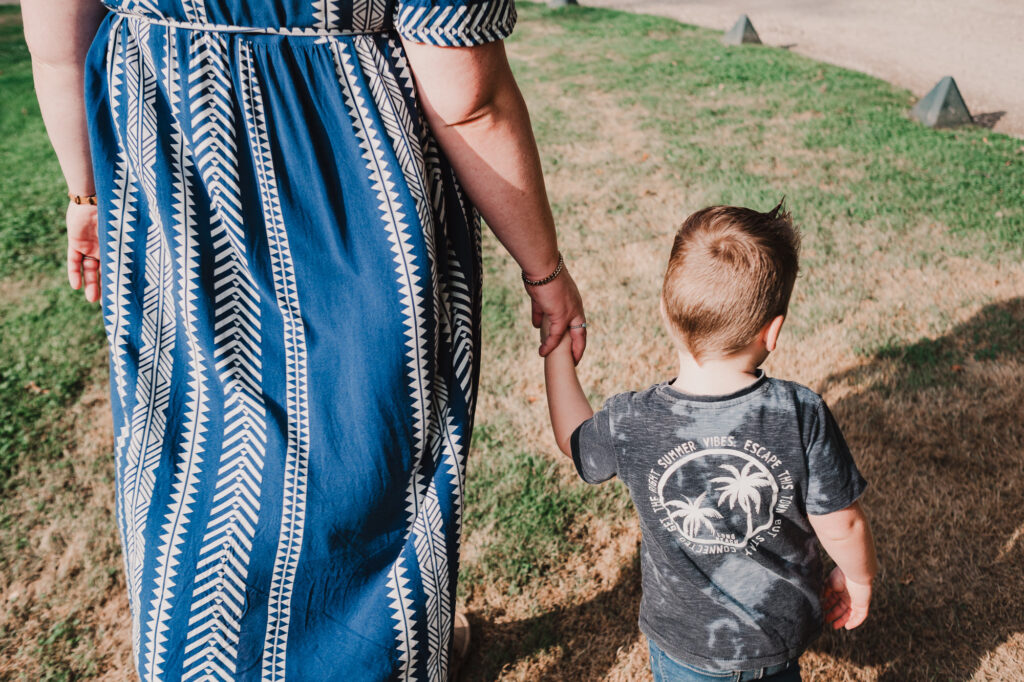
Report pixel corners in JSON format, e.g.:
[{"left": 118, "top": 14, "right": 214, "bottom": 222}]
[{"left": 107, "top": 5, "right": 382, "bottom": 37}]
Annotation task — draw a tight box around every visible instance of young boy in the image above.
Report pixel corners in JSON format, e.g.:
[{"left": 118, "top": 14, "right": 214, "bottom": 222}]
[{"left": 543, "top": 203, "right": 877, "bottom": 681}]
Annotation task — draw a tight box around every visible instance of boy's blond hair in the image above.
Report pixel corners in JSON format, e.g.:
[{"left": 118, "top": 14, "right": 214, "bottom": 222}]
[{"left": 661, "top": 202, "right": 800, "bottom": 361}]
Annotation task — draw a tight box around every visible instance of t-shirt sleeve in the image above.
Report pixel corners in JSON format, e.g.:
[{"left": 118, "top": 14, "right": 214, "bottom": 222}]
[
  {"left": 396, "top": 0, "right": 517, "bottom": 47},
  {"left": 804, "top": 399, "right": 867, "bottom": 515},
  {"left": 569, "top": 394, "right": 626, "bottom": 484}
]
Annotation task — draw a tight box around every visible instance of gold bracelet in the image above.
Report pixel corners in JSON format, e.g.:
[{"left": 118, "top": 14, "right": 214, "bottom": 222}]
[
  {"left": 521, "top": 252, "right": 564, "bottom": 287},
  {"left": 68, "top": 192, "right": 97, "bottom": 206}
]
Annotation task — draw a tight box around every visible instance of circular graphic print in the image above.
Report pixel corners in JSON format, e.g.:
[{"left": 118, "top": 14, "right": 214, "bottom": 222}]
[{"left": 657, "top": 448, "right": 780, "bottom": 549}]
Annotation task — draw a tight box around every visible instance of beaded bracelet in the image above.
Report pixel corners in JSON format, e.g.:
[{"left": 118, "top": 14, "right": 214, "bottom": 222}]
[{"left": 521, "top": 252, "right": 564, "bottom": 287}]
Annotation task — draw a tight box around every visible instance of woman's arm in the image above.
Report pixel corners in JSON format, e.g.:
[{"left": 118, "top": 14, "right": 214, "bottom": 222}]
[
  {"left": 22, "top": 0, "right": 107, "bottom": 303},
  {"left": 402, "top": 39, "right": 586, "bottom": 361}
]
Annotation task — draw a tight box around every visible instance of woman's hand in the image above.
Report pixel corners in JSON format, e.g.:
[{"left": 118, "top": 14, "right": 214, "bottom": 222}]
[
  {"left": 67, "top": 201, "right": 101, "bottom": 303},
  {"left": 527, "top": 269, "right": 586, "bottom": 363}
]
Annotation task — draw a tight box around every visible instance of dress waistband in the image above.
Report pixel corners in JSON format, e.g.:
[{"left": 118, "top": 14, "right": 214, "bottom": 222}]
[{"left": 107, "top": 5, "right": 380, "bottom": 37}]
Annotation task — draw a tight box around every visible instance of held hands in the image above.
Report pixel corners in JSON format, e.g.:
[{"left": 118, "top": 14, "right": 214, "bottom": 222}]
[
  {"left": 67, "top": 201, "right": 101, "bottom": 303},
  {"left": 822, "top": 566, "right": 872, "bottom": 630},
  {"left": 526, "top": 266, "right": 586, "bottom": 363}
]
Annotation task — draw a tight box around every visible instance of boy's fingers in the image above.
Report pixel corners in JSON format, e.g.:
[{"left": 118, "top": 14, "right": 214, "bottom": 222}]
[
  {"left": 830, "top": 612, "right": 850, "bottom": 630},
  {"left": 532, "top": 299, "right": 543, "bottom": 329},
  {"left": 824, "top": 595, "right": 848, "bottom": 618},
  {"left": 844, "top": 605, "right": 869, "bottom": 630},
  {"left": 827, "top": 601, "right": 851, "bottom": 629}
]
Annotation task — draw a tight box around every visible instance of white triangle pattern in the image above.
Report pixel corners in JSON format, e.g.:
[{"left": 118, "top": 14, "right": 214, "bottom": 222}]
[
  {"left": 141, "top": 27, "right": 212, "bottom": 682},
  {"left": 397, "top": 0, "right": 517, "bottom": 47},
  {"left": 181, "top": 33, "right": 268, "bottom": 682},
  {"left": 356, "top": 39, "right": 484, "bottom": 679},
  {"left": 102, "top": 18, "right": 139, "bottom": 608},
  {"left": 238, "top": 43, "right": 313, "bottom": 682},
  {"left": 116, "top": 18, "right": 179, "bottom": 667},
  {"left": 180, "top": 0, "right": 208, "bottom": 24},
  {"left": 312, "top": 0, "right": 340, "bottom": 31},
  {"left": 334, "top": 39, "right": 451, "bottom": 681}
]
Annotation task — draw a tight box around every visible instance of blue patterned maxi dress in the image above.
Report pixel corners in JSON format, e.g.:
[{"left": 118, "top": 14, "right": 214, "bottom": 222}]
[{"left": 84, "top": 1, "right": 515, "bottom": 679}]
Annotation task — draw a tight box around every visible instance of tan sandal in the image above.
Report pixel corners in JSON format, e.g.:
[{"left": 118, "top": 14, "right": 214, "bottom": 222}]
[{"left": 449, "top": 610, "right": 471, "bottom": 681}]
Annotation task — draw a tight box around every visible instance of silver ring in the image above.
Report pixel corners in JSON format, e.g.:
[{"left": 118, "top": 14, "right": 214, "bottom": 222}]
[
  {"left": 569, "top": 323, "right": 588, "bottom": 330},
  {"left": 81, "top": 255, "right": 100, "bottom": 263}
]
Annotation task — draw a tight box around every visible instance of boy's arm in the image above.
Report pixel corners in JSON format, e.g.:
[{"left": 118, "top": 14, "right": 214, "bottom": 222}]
[
  {"left": 808, "top": 501, "right": 878, "bottom": 630},
  {"left": 543, "top": 332, "right": 594, "bottom": 457}
]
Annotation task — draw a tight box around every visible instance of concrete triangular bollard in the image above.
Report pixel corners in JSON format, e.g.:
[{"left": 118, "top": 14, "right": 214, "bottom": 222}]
[
  {"left": 722, "top": 15, "right": 761, "bottom": 45},
  {"left": 911, "top": 76, "right": 972, "bottom": 128}
]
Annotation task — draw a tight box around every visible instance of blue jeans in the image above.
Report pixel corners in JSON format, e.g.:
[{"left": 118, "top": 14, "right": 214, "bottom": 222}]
[{"left": 648, "top": 641, "right": 801, "bottom": 682}]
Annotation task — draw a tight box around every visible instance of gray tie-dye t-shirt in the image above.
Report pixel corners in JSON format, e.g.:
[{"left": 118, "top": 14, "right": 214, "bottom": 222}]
[{"left": 570, "top": 372, "right": 866, "bottom": 672}]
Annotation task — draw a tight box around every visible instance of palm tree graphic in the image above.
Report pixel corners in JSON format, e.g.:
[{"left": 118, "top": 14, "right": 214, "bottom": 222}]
[
  {"left": 664, "top": 493, "right": 724, "bottom": 538},
  {"left": 711, "top": 462, "right": 773, "bottom": 538}
]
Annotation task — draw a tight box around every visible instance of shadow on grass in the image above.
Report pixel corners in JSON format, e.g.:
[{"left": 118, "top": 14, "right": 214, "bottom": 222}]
[
  {"left": 813, "top": 297, "right": 1024, "bottom": 679},
  {"left": 464, "top": 551, "right": 643, "bottom": 681}
]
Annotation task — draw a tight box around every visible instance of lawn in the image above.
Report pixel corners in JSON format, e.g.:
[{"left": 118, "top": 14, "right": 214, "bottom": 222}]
[{"left": 1, "top": 3, "right": 1023, "bottom": 680}]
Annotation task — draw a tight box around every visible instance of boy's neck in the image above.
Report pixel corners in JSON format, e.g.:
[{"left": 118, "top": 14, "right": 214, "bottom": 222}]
[{"left": 673, "top": 347, "right": 766, "bottom": 397}]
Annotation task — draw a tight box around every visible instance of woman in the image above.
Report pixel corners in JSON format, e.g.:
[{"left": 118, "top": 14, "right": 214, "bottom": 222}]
[{"left": 23, "top": 0, "right": 586, "bottom": 679}]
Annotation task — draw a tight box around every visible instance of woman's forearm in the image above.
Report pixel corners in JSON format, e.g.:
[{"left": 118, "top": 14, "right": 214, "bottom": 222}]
[
  {"left": 23, "top": 0, "right": 107, "bottom": 195},
  {"left": 402, "top": 39, "right": 560, "bottom": 280}
]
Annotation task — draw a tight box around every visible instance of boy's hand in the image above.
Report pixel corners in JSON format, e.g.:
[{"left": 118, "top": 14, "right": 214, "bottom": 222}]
[{"left": 822, "top": 566, "right": 872, "bottom": 630}]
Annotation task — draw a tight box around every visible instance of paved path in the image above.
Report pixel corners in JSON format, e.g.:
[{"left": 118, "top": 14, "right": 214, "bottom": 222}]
[{"left": 582, "top": 0, "right": 1024, "bottom": 138}]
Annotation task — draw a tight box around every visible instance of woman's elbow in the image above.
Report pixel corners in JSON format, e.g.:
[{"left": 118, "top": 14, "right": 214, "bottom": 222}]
[{"left": 423, "top": 88, "right": 506, "bottom": 130}]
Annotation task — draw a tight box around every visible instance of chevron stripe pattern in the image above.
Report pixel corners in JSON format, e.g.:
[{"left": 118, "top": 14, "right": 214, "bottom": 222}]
[
  {"left": 118, "top": 18, "right": 180, "bottom": 667},
  {"left": 94, "top": 1, "right": 500, "bottom": 677},
  {"left": 397, "top": 0, "right": 517, "bottom": 47},
  {"left": 237, "top": 43, "right": 312, "bottom": 682},
  {"left": 180, "top": 0, "right": 208, "bottom": 24},
  {"left": 180, "top": 33, "right": 268, "bottom": 681},
  {"left": 102, "top": 17, "right": 137, "bottom": 594},
  {"left": 357, "top": 40, "right": 482, "bottom": 681},
  {"left": 141, "top": 28, "right": 212, "bottom": 682},
  {"left": 354, "top": 35, "right": 440, "bottom": 340},
  {"left": 335, "top": 38, "right": 453, "bottom": 681},
  {"left": 312, "top": 0, "right": 340, "bottom": 30}
]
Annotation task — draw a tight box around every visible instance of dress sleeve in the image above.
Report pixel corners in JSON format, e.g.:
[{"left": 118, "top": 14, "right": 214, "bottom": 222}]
[
  {"left": 569, "top": 393, "right": 628, "bottom": 485},
  {"left": 396, "top": 0, "right": 517, "bottom": 47},
  {"left": 804, "top": 399, "right": 867, "bottom": 515}
]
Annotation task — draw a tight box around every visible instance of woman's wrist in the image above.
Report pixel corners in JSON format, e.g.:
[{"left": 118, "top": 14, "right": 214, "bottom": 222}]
[
  {"left": 68, "top": 190, "right": 97, "bottom": 205},
  {"left": 521, "top": 251, "right": 563, "bottom": 286}
]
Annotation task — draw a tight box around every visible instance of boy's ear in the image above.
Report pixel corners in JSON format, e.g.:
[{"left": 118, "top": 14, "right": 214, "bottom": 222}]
[{"left": 762, "top": 315, "right": 785, "bottom": 352}]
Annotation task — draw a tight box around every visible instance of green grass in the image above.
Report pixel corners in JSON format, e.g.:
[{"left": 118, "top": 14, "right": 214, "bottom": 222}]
[
  {"left": 463, "top": 420, "right": 627, "bottom": 594},
  {"left": 866, "top": 297, "right": 1024, "bottom": 391},
  {"left": 513, "top": 3, "right": 1024, "bottom": 245},
  {"left": 0, "top": 6, "right": 107, "bottom": 492}
]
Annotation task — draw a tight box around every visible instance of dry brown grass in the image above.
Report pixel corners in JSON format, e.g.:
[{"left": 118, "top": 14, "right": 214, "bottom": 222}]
[{"left": 0, "top": 382, "right": 133, "bottom": 679}]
